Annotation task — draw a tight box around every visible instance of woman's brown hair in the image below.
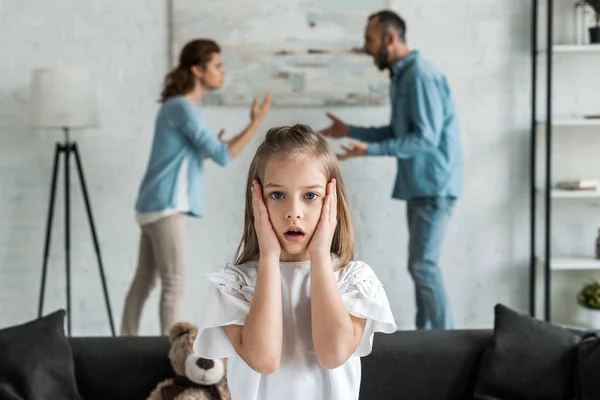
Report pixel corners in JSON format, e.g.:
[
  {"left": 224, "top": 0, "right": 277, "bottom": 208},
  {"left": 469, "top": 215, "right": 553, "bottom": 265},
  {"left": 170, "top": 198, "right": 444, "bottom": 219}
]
[
  {"left": 234, "top": 124, "right": 355, "bottom": 269},
  {"left": 159, "top": 39, "right": 220, "bottom": 103}
]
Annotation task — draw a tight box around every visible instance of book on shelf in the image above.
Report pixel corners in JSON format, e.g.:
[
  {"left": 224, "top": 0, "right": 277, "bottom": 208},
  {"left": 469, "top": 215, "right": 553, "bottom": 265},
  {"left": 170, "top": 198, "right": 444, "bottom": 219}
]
[{"left": 555, "top": 179, "right": 599, "bottom": 191}]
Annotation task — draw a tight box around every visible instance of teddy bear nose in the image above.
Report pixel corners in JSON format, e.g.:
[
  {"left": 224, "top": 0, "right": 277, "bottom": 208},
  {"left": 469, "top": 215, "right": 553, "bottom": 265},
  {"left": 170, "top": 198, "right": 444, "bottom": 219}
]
[{"left": 196, "top": 358, "right": 215, "bottom": 370}]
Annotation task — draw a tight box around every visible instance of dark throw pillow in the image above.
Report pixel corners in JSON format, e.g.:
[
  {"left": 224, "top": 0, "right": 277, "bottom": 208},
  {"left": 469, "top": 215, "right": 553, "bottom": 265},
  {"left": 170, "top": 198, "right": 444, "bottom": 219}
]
[
  {"left": 473, "top": 304, "right": 581, "bottom": 400},
  {"left": 575, "top": 330, "right": 600, "bottom": 400},
  {"left": 0, "top": 309, "right": 82, "bottom": 400}
]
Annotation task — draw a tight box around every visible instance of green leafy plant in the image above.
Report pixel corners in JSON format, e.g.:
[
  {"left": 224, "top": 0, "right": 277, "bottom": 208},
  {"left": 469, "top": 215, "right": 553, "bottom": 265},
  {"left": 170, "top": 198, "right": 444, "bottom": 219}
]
[
  {"left": 576, "top": 0, "right": 600, "bottom": 27},
  {"left": 577, "top": 280, "right": 600, "bottom": 309}
]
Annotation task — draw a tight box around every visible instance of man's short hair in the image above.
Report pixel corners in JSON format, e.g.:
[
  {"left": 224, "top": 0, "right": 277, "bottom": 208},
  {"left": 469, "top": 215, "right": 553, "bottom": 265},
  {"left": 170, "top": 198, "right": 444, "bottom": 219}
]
[{"left": 368, "top": 10, "right": 406, "bottom": 42}]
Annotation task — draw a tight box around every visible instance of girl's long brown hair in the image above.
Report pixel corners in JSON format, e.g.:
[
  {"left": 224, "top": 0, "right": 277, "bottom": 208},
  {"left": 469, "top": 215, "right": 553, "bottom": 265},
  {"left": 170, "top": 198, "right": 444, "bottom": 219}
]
[
  {"left": 234, "top": 124, "right": 355, "bottom": 269},
  {"left": 160, "top": 39, "right": 220, "bottom": 103}
]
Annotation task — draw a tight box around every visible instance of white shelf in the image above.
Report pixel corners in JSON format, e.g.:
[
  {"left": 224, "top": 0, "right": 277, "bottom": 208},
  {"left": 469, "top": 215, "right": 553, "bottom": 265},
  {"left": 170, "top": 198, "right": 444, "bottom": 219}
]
[
  {"left": 536, "top": 119, "right": 600, "bottom": 127},
  {"left": 551, "top": 189, "right": 600, "bottom": 198},
  {"left": 536, "top": 189, "right": 600, "bottom": 198},
  {"left": 554, "top": 44, "right": 600, "bottom": 52},
  {"left": 554, "top": 322, "right": 590, "bottom": 331},
  {"left": 543, "top": 256, "right": 600, "bottom": 271},
  {"left": 539, "top": 44, "right": 600, "bottom": 53}
]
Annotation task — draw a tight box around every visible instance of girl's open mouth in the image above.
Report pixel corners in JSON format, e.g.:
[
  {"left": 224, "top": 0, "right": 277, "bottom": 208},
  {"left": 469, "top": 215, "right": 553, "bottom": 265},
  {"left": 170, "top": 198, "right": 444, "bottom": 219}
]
[{"left": 284, "top": 226, "right": 305, "bottom": 242}]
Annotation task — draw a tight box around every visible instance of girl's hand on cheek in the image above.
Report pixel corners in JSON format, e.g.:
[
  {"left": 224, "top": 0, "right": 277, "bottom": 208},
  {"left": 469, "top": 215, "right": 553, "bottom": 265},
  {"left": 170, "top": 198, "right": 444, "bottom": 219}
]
[
  {"left": 308, "top": 179, "right": 337, "bottom": 258},
  {"left": 252, "top": 180, "right": 281, "bottom": 259}
]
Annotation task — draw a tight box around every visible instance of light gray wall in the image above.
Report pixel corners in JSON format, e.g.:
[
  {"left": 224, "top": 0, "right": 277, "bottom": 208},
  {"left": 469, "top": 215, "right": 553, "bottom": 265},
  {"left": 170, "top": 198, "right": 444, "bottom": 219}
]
[{"left": 0, "top": 0, "right": 561, "bottom": 335}]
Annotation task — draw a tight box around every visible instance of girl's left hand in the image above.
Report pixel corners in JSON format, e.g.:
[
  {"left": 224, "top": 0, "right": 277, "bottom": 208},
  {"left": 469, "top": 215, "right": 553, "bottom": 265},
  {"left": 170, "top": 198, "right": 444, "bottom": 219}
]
[{"left": 308, "top": 179, "right": 337, "bottom": 257}]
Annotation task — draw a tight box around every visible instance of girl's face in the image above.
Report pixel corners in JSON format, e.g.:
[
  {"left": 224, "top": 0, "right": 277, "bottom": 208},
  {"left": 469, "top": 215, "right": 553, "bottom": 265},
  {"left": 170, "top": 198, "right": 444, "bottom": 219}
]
[{"left": 262, "top": 155, "right": 328, "bottom": 262}]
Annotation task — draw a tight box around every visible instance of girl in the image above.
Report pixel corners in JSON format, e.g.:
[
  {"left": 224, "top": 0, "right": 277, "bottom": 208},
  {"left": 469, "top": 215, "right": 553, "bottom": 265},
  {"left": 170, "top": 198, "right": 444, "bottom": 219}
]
[
  {"left": 120, "top": 38, "right": 271, "bottom": 336},
  {"left": 193, "top": 124, "right": 397, "bottom": 399}
]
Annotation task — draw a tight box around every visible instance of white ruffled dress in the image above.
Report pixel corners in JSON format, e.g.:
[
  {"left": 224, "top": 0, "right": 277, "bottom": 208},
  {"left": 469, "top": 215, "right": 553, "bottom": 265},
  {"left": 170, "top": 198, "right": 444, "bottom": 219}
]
[{"left": 193, "top": 258, "right": 397, "bottom": 400}]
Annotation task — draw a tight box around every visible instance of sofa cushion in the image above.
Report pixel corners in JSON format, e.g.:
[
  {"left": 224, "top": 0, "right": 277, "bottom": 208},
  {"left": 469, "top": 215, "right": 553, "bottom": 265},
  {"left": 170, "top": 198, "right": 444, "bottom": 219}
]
[
  {"left": 576, "top": 330, "right": 600, "bottom": 400},
  {"left": 473, "top": 304, "right": 580, "bottom": 400},
  {"left": 0, "top": 309, "right": 82, "bottom": 400}
]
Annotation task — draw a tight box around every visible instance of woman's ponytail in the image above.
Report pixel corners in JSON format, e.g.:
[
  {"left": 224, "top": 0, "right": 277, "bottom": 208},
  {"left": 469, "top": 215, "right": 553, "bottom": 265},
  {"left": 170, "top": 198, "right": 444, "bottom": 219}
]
[{"left": 159, "top": 67, "right": 195, "bottom": 103}]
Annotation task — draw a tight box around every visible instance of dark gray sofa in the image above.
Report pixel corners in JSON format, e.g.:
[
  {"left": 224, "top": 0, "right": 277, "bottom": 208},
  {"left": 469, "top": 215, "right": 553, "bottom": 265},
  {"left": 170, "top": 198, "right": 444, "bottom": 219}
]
[
  {"left": 3, "top": 305, "right": 597, "bottom": 399},
  {"left": 69, "top": 329, "right": 492, "bottom": 400}
]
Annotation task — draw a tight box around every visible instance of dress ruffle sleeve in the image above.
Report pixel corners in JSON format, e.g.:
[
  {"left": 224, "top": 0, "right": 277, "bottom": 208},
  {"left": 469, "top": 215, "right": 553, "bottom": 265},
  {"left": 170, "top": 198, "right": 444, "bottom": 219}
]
[
  {"left": 337, "top": 261, "right": 398, "bottom": 357},
  {"left": 193, "top": 264, "right": 255, "bottom": 359}
]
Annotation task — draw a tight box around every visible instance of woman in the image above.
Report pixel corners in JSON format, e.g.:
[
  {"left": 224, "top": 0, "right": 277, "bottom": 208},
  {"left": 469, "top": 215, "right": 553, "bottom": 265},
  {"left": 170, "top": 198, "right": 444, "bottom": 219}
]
[{"left": 120, "top": 39, "right": 271, "bottom": 336}]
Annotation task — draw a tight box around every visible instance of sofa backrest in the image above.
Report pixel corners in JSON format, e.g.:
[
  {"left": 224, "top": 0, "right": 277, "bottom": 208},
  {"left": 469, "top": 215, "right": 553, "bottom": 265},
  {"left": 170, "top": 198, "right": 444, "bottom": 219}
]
[
  {"left": 69, "top": 336, "right": 172, "bottom": 400},
  {"left": 360, "top": 329, "right": 492, "bottom": 400},
  {"left": 68, "top": 329, "right": 493, "bottom": 400}
]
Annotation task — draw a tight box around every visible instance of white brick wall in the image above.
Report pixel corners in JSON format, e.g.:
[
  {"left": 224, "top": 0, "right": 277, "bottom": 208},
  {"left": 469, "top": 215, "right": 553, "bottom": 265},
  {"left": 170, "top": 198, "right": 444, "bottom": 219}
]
[
  {"left": 0, "top": 0, "right": 168, "bottom": 334},
  {"left": 3, "top": 0, "right": 588, "bottom": 335}
]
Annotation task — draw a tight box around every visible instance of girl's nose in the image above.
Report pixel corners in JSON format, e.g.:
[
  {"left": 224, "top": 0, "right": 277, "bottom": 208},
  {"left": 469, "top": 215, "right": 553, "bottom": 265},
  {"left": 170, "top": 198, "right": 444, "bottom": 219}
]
[
  {"left": 286, "top": 211, "right": 301, "bottom": 219},
  {"left": 285, "top": 198, "right": 303, "bottom": 220},
  {"left": 285, "top": 206, "right": 302, "bottom": 220}
]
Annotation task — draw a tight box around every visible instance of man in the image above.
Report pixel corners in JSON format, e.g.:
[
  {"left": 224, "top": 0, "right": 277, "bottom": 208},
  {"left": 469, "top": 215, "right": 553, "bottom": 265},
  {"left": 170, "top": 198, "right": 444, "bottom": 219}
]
[{"left": 321, "top": 10, "right": 462, "bottom": 330}]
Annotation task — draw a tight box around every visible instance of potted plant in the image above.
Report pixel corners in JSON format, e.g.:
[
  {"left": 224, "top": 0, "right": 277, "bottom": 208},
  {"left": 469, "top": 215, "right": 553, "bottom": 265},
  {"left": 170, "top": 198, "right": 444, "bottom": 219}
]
[
  {"left": 576, "top": 0, "right": 600, "bottom": 43},
  {"left": 577, "top": 280, "right": 600, "bottom": 329}
]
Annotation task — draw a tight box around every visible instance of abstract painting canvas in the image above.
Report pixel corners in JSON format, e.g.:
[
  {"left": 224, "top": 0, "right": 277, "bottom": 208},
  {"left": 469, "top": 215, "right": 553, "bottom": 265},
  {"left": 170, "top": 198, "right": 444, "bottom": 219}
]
[{"left": 171, "top": 0, "right": 391, "bottom": 107}]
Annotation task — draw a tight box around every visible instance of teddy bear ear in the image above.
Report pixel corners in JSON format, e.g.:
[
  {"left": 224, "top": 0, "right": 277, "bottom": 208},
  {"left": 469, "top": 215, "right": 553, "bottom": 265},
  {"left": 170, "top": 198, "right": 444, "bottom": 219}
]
[{"left": 168, "top": 322, "right": 199, "bottom": 343}]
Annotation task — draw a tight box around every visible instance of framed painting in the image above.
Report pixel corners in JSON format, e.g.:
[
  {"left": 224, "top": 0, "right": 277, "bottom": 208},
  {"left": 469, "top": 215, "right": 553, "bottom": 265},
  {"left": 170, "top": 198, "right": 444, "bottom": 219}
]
[{"left": 170, "top": 0, "right": 391, "bottom": 107}]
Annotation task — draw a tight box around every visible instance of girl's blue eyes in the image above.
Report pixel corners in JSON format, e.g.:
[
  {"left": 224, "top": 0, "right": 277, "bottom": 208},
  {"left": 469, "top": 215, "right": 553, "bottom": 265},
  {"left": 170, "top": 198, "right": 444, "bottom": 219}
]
[{"left": 270, "top": 192, "right": 318, "bottom": 200}]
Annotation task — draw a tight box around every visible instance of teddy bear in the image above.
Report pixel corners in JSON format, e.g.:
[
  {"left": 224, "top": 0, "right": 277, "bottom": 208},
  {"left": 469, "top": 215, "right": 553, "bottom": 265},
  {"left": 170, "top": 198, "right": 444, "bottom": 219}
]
[{"left": 147, "top": 322, "right": 230, "bottom": 400}]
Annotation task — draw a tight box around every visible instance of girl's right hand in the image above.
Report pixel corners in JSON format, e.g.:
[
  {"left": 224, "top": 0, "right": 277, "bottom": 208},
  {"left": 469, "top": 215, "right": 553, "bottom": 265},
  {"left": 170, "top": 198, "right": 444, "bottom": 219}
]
[{"left": 252, "top": 180, "right": 281, "bottom": 258}]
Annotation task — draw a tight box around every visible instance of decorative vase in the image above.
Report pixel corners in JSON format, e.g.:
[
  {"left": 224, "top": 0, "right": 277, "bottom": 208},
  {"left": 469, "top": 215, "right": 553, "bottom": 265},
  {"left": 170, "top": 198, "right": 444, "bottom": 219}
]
[
  {"left": 590, "top": 26, "right": 600, "bottom": 43},
  {"left": 587, "top": 308, "right": 600, "bottom": 330}
]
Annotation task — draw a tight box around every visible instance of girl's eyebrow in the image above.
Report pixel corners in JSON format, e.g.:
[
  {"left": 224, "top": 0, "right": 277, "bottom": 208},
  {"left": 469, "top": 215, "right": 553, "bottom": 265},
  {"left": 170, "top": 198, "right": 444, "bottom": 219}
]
[{"left": 264, "top": 183, "right": 325, "bottom": 190}]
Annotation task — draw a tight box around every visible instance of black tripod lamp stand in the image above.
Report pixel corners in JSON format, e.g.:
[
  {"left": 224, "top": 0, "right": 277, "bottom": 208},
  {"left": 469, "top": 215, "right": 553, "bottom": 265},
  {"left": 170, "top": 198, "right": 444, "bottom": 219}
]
[{"left": 29, "top": 66, "right": 115, "bottom": 337}]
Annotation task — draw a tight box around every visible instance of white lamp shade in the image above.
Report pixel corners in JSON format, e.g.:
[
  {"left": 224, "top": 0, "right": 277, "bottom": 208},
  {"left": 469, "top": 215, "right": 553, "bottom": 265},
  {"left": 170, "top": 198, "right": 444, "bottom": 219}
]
[{"left": 29, "top": 66, "right": 100, "bottom": 129}]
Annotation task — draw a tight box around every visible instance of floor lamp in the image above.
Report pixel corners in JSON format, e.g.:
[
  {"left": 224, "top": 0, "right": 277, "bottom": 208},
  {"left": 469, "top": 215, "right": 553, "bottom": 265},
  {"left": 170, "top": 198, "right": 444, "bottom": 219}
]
[{"left": 29, "top": 66, "right": 116, "bottom": 337}]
